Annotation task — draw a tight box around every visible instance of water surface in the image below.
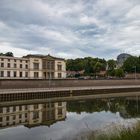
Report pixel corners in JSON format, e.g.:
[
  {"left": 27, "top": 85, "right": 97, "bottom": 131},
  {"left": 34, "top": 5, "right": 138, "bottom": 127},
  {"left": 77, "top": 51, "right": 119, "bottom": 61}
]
[{"left": 0, "top": 96, "right": 140, "bottom": 140}]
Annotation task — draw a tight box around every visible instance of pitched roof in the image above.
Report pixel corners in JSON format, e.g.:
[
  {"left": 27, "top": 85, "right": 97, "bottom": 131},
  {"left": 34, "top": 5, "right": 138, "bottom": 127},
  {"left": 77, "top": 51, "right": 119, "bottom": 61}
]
[{"left": 23, "top": 54, "right": 65, "bottom": 60}]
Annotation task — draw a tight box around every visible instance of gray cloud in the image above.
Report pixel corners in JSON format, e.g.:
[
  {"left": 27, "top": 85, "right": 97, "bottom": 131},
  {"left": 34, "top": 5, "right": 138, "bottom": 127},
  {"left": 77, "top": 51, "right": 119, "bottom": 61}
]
[{"left": 0, "top": 0, "right": 140, "bottom": 59}]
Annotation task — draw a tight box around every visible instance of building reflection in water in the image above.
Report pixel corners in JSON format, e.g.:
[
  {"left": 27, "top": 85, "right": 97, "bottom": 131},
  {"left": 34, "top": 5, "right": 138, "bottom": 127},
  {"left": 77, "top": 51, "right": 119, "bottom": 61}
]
[{"left": 0, "top": 102, "right": 66, "bottom": 128}]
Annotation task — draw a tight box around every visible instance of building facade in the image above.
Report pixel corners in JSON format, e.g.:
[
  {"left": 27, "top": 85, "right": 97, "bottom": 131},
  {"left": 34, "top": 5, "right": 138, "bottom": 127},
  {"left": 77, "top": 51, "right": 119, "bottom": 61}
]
[{"left": 0, "top": 54, "right": 66, "bottom": 79}]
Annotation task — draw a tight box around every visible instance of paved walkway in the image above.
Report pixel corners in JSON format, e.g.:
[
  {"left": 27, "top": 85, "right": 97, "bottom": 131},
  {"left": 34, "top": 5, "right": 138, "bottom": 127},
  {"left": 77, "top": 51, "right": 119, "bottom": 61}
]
[{"left": 1, "top": 85, "right": 140, "bottom": 94}]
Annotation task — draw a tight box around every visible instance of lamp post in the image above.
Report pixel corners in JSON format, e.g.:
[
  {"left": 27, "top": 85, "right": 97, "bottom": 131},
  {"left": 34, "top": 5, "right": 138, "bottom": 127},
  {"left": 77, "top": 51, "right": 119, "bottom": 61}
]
[
  {"left": 134, "top": 66, "right": 136, "bottom": 80},
  {"left": 48, "top": 61, "right": 51, "bottom": 89}
]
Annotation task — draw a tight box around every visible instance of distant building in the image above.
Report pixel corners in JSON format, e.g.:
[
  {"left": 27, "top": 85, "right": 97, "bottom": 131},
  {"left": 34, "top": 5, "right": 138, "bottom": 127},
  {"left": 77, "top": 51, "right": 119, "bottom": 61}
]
[
  {"left": 117, "top": 53, "right": 131, "bottom": 67},
  {"left": 0, "top": 54, "right": 66, "bottom": 79},
  {"left": 66, "top": 70, "right": 85, "bottom": 77}
]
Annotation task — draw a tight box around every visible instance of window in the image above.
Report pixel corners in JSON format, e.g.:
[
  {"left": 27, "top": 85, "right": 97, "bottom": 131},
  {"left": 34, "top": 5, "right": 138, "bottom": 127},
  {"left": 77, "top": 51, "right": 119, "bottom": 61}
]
[
  {"left": 14, "top": 63, "right": 17, "bottom": 68},
  {"left": 13, "top": 106, "right": 16, "bottom": 112},
  {"left": 7, "top": 107, "right": 10, "bottom": 112},
  {"left": 25, "top": 113, "right": 27, "bottom": 118},
  {"left": 34, "top": 72, "right": 39, "bottom": 78},
  {"left": 0, "top": 117, "right": 2, "bottom": 122},
  {"left": 58, "top": 102, "right": 62, "bottom": 106},
  {"left": 51, "top": 103, "right": 54, "bottom": 108},
  {"left": 14, "top": 71, "right": 16, "bottom": 77},
  {"left": 0, "top": 107, "right": 3, "bottom": 113},
  {"left": 13, "top": 115, "right": 16, "bottom": 120},
  {"left": 47, "top": 62, "right": 50, "bottom": 69},
  {"left": 20, "top": 72, "right": 22, "bottom": 77},
  {"left": 58, "top": 109, "right": 62, "bottom": 115},
  {"left": 7, "top": 71, "right": 10, "bottom": 77},
  {"left": 58, "top": 73, "right": 62, "bottom": 78},
  {"left": 8, "top": 59, "right": 10, "bottom": 62},
  {"left": 7, "top": 63, "right": 10, "bottom": 68},
  {"left": 1, "top": 63, "right": 4, "bottom": 67},
  {"left": 20, "top": 60, "right": 22, "bottom": 63},
  {"left": 34, "top": 105, "right": 38, "bottom": 109},
  {"left": 25, "top": 64, "right": 28, "bottom": 69},
  {"left": 20, "top": 64, "right": 22, "bottom": 68},
  {"left": 25, "top": 105, "right": 28, "bottom": 110},
  {"left": 0, "top": 71, "right": 4, "bottom": 77},
  {"left": 33, "top": 112, "right": 39, "bottom": 119},
  {"left": 47, "top": 103, "right": 49, "bottom": 108},
  {"left": 57, "top": 65, "right": 62, "bottom": 71},
  {"left": 1, "top": 58, "right": 4, "bottom": 61},
  {"left": 14, "top": 59, "right": 16, "bottom": 62},
  {"left": 25, "top": 60, "right": 28, "bottom": 63},
  {"left": 43, "top": 104, "right": 46, "bottom": 108},
  {"left": 25, "top": 72, "right": 28, "bottom": 77},
  {"left": 19, "top": 114, "right": 22, "bottom": 119},
  {"left": 33, "top": 63, "right": 39, "bottom": 69},
  {"left": 6, "top": 116, "right": 9, "bottom": 121},
  {"left": 47, "top": 61, "right": 54, "bottom": 70},
  {"left": 19, "top": 106, "right": 22, "bottom": 111}
]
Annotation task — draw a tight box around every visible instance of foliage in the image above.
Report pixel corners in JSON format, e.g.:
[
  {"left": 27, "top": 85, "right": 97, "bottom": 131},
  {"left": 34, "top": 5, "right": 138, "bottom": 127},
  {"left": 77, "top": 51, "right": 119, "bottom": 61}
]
[
  {"left": 106, "top": 59, "right": 117, "bottom": 77},
  {"left": 66, "top": 57, "right": 107, "bottom": 76},
  {"left": 0, "top": 52, "right": 14, "bottom": 57},
  {"left": 115, "top": 68, "right": 125, "bottom": 77},
  {"left": 107, "top": 59, "right": 116, "bottom": 70},
  {"left": 123, "top": 56, "right": 140, "bottom": 73},
  {"left": 107, "top": 69, "right": 115, "bottom": 76}
]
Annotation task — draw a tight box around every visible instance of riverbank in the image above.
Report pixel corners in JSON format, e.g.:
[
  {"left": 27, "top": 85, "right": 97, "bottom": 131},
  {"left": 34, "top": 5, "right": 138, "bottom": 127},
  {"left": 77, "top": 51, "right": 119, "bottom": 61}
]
[{"left": 1, "top": 85, "right": 140, "bottom": 106}]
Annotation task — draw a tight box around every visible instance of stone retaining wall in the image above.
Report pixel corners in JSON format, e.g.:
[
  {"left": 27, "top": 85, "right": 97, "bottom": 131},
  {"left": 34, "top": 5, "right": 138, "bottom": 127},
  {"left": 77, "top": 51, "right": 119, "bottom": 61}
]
[{"left": 0, "top": 79, "right": 140, "bottom": 89}]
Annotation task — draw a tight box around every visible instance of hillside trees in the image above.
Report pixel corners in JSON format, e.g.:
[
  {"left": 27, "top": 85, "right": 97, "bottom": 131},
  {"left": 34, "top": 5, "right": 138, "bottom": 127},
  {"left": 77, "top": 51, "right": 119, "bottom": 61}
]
[
  {"left": 66, "top": 57, "right": 107, "bottom": 76},
  {"left": 123, "top": 56, "right": 140, "bottom": 73}
]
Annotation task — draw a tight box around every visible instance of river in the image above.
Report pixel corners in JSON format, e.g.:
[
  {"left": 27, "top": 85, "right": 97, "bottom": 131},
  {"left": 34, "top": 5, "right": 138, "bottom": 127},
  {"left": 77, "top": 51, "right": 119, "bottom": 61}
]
[{"left": 0, "top": 96, "right": 140, "bottom": 140}]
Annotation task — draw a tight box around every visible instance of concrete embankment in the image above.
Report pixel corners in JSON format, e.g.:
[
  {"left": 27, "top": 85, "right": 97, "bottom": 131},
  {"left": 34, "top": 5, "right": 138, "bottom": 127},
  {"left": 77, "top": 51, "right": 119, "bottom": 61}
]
[
  {"left": 1, "top": 85, "right": 140, "bottom": 105},
  {"left": 0, "top": 79, "right": 140, "bottom": 89}
]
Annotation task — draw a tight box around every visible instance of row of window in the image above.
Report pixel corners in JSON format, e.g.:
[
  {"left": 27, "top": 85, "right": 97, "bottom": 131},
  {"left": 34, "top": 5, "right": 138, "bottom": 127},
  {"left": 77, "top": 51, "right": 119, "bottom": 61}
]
[
  {"left": 0, "top": 106, "right": 28, "bottom": 113},
  {"left": 0, "top": 103, "right": 62, "bottom": 114},
  {"left": 0, "top": 71, "right": 62, "bottom": 78},
  {"left": 0, "top": 71, "right": 28, "bottom": 77},
  {"left": 0, "top": 63, "right": 62, "bottom": 71},
  {"left": 0, "top": 113, "right": 28, "bottom": 122},
  {"left": 0, "top": 58, "right": 28, "bottom": 63},
  {"left": 0, "top": 63, "right": 28, "bottom": 69}
]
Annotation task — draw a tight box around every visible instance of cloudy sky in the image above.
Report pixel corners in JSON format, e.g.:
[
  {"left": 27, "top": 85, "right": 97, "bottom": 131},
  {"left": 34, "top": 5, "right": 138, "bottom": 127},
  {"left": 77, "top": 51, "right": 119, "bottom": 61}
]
[{"left": 0, "top": 0, "right": 140, "bottom": 59}]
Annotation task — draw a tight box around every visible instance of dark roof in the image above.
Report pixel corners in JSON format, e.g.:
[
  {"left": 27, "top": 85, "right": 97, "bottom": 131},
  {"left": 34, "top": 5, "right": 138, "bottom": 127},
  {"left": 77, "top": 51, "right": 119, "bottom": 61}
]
[{"left": 23, "top": 54, "right": 65, "bottom": 60}]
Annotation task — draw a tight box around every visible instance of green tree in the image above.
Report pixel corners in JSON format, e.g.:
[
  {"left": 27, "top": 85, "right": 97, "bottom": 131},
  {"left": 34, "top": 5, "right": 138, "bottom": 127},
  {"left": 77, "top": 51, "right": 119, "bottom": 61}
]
[
  {"left": 123, "top": 56, "right": 140, "bottom": 73},
  {"left": 66, "top": 57, "right": 107, "bottom": 77},
  {"left": 107, "top": 59, "right": 116, "bottom": 76},
  {"left": 115, "top": 68, "right": 125, "bottom": 77},
  {"left": 94, "top": 62, "right": 103, "bottom": 73},
  {"left": 5, "top": 52, "right": 14, "bottom": 57},
  {"left": 0, "top": 53, "right": 4, "bottom": 56},
  {"left": 107, "top": 59, "right": 116, "bottom": 70},
  {"left": 0, "top": 52, "right": 14, "bottom": 57}
]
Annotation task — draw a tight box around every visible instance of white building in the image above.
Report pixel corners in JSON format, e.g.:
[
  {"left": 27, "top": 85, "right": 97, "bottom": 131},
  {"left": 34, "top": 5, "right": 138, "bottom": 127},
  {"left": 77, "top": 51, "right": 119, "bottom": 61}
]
[{"left": 0, "top": 54, "right": 66, "bottom": 79}]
